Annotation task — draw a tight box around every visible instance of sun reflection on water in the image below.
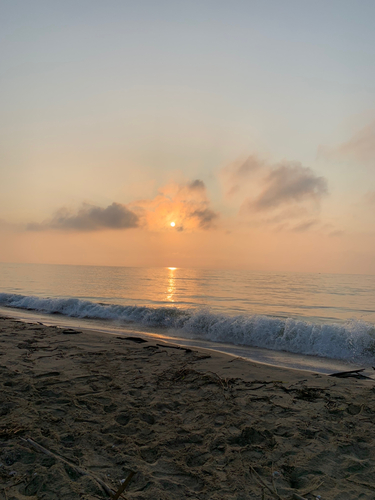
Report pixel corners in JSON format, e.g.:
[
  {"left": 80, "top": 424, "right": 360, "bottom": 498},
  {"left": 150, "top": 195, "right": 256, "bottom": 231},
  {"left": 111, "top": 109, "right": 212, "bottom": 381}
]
[{"left": 166, "top": 267, "right": 177, "bottom": 302}]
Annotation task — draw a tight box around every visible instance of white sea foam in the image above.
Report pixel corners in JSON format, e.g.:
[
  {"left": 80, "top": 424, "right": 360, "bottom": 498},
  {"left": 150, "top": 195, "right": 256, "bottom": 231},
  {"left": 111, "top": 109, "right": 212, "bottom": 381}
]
[{"left": 1, "top": 292, "right": 375, "bottom": 364}]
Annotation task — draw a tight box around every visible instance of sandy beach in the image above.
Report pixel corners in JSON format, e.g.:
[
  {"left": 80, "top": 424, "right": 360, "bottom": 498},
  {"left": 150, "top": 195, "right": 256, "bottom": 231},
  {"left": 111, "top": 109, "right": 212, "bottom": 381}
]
[{"left": 1, "top": 315, "right": 375, "bottom": 500}]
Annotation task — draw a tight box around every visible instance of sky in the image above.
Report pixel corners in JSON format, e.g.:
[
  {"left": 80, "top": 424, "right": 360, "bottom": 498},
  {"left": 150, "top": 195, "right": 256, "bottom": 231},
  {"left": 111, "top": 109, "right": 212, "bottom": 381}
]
[{"left": 1, "top": 0, "right": 375, "bottom": 273}]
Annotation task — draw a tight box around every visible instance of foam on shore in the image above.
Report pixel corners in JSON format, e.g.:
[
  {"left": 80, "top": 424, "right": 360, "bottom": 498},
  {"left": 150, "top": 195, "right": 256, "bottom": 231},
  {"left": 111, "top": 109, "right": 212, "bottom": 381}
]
[{"left": 1, "top": 292, "right": 375, "bottom": 366}]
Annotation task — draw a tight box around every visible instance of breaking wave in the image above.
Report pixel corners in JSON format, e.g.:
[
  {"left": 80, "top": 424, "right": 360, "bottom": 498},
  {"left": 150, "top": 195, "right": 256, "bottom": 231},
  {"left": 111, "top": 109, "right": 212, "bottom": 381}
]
[{"left": 1, "top": 292, "right": 375, "bottom": 364}]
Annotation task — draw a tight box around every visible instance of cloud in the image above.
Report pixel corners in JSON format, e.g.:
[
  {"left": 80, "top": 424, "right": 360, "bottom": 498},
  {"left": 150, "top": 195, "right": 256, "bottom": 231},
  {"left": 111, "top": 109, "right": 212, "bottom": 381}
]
[
  {"left": 337, "top": 123, "right": 375, "bottom": 162},
  {"left": 221, "top": 156, "right": 328, "bottom": 233},
  {"left": 25, "top": 179, "right": 218, "bottom": 234},
  {"left": 132, "top": 179, "right": 219, "bottom": 231},
  {"left": 248, "top": 163, "right": 328, "bottom": 212},
  {"left": 188, "top": 179, "right": 206, "bottom": 191},
  {"left": 0, "top": 219, "right": 14, "bottom": 230},
  {"left": 321, "top": 122, "right": 375, "bottom": 163},
  {"left": 329, "top": 229, "right": 344, "bottom": 237},
  {"left": 291, "top": 219, "right": 319, "bottom": 232},
  {"left": 221, "top": 155, "right": 264, "bottom": 196},
  {"left": 24, "top": 163, "right": 326, "bottom": 237},
  {"left": 27, "top": 202, "right": 139, "bottom": 231},
  {"left": 222, "top": 156, "right": 328, "bottom": 212},
  {"left": 191, "top": 208, "right": 218, "bottom": 229},
  {"left": 364, "top": 191, "right": 375, "bottom": 205}
]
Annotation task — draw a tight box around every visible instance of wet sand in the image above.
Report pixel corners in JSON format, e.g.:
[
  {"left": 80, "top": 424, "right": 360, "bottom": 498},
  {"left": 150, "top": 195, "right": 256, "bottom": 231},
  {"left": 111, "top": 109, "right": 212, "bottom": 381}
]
[{"left": 0, "top": 315, "right": 375, "bottom": 499}]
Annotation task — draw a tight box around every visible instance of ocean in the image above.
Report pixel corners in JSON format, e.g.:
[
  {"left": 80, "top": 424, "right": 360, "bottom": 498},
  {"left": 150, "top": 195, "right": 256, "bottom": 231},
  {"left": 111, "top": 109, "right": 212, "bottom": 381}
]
[{"left": 1, "top": 262, "right": 375, "bottom": 373}]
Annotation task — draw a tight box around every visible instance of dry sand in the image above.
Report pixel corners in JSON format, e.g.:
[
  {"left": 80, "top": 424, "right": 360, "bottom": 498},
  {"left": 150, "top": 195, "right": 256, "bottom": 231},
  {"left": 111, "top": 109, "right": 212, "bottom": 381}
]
[{"left": 0, "top": 315, "right": 375, "bottom": 500}]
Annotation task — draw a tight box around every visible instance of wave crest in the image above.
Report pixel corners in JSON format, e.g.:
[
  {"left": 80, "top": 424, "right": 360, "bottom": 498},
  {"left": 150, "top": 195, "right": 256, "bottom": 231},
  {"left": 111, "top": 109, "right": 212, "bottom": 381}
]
[{"left": 1, "top": 292, "right": 375, "bottom": 364}]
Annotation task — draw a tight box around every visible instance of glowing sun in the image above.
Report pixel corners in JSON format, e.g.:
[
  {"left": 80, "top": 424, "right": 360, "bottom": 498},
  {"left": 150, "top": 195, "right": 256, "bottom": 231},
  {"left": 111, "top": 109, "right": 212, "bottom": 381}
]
[{"left": 170, "top": 222, "right": 176, "bottom": 227}]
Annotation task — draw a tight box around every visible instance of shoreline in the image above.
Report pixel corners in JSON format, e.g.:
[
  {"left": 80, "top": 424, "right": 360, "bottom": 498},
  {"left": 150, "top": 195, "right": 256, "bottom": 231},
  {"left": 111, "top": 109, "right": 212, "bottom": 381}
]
[
  {"left": 0, "top": 305, "right": 367, "bottom": 376},
  {"left": 1, "top": 315, "right": 375, "bottom": 499}
]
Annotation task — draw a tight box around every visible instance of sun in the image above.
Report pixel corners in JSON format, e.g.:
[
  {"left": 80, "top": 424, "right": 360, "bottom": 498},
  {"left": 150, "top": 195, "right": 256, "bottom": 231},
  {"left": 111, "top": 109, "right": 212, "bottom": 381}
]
[{"left": 170, "top": 222, "right": 176, "bottom": 227}]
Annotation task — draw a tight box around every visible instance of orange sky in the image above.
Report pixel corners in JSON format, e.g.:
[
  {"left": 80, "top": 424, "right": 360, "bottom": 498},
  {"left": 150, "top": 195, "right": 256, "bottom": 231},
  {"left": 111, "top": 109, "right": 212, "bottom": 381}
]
[{"left": 2, "top": 215, "right": 375, "bottom": 274}]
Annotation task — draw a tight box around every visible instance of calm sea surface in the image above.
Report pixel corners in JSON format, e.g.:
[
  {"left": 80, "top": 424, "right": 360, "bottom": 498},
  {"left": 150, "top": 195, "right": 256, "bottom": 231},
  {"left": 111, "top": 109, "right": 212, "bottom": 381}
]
[
  {"left": 1, "top": 262, "right": 375, "bottom": 371},
  {"left": 1, "top": 262, "right": 375, "bottom": 322}
]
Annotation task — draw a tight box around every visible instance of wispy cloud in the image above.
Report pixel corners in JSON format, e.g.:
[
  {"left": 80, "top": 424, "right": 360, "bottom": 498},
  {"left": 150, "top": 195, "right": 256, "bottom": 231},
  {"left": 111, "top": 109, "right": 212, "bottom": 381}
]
[
  {"left": 290, "top": 219, "right": 319, "bottom": 232},
  {"left": 0, "top": 219, "right": 14, "bottom": 229},
  {"left": 221, "top": 155, "right": 329, "bottom": 232},
  {"left": 223, "top": 156, "right": 328, "bottom": 211},
  {"left": 247, "top": 163, "right": 328, "bottom": 212},
  {"left": 321, "top": 122, "right": 375, "bottom": 164},
  {"left": 221, "top": 155, "right": 264, "bottom": 196},
  {"left": 364, "top": 191, "right": 375, "bottom": 205},
  {"left": 27, "top": 202, "right": 139, "bottom": 231}
]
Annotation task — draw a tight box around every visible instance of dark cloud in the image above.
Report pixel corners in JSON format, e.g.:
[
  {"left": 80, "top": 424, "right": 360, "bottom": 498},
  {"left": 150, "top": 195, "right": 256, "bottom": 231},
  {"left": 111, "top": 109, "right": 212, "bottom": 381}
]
[
  {"left": 188, "top": 179, "right": 206, "bottom": 191},
  {"left": 248, "top": 163, "right": 328, "bottom": 212},
  {"left": 27, "top": 202, "right": 139, "bottom": 232},
  {"left": 190, "top": 208, "right": 219, "bottom": 229}
]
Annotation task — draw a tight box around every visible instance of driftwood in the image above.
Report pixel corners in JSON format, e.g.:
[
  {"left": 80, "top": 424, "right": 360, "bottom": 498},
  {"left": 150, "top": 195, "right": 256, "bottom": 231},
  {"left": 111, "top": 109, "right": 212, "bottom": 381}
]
[
  {"left": 117, "top": 336, "right": 147, "bottom": 343},
  {"left": 156, "top": 343, "right": 192, "bottom": 353},
  {"left": 62, "top": 329, "right": 82, "bottom": 335},
  {"left": 23, "top": 438, "right": 134, "bottom": 499},
  {"left": 329, "top": 368, "right": 370, "bottom": 379},
  {"left": 250, "top": 466, "right": 283, "bottom": 500},
  {"left": 112, "top": 471, "right": 135, "bottom": 500},
  {"left": 250, "top": 466, "right": 320, "bottom": 500},
  {"left": 192, "top": 355, "right": 212, "bottom": 361}
]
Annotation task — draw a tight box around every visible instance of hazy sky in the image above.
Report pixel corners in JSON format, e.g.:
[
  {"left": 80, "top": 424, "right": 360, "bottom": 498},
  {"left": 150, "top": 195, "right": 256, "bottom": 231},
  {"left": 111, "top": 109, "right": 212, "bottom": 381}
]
[{"left": 2, "top": 0, "right": 375, "bottom": 272}]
